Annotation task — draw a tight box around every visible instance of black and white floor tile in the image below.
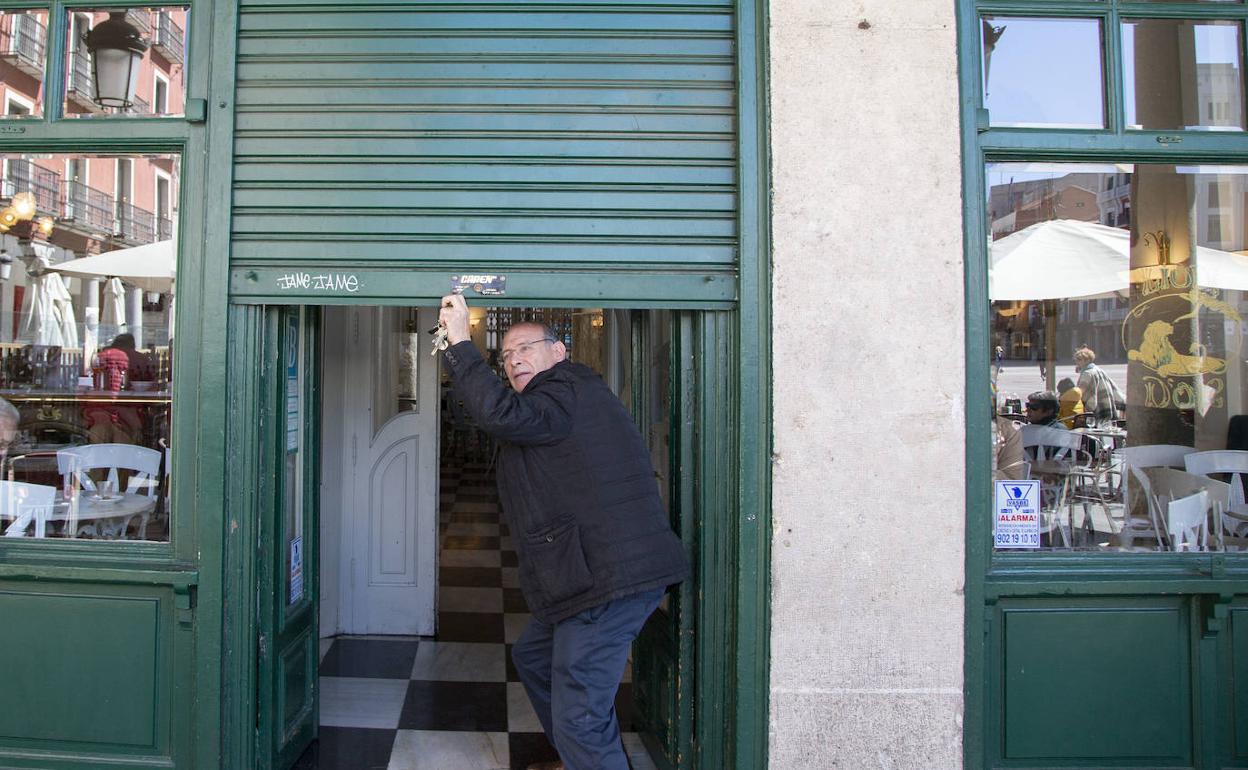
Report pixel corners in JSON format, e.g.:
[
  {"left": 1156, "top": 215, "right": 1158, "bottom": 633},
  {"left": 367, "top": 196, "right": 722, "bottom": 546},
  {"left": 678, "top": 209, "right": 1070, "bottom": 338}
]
[{"left": 296, "top": 461, "right": 658, "bottom": 770}]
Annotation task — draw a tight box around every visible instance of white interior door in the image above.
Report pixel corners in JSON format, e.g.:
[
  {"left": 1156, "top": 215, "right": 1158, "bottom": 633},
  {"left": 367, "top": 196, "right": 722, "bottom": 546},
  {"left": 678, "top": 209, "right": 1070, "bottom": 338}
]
[{"left": 340, "top": 306, "right": 438, "bottom": 635}]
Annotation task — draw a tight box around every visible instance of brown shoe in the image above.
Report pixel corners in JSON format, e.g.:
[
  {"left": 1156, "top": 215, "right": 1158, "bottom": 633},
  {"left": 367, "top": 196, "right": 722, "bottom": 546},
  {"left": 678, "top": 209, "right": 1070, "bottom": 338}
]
[{"left": 525, "top": 763, "right": 563, "bottom": 770}]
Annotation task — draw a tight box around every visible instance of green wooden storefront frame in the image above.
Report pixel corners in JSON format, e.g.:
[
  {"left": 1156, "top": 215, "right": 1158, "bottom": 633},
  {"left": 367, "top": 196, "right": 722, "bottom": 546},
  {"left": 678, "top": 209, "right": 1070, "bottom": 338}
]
[
  {"left": 217, "top": 2, "right": 773, "bottom": 770},
  {"left": 958, "top": 2, "right": 1248, "bottom": 768},
  {"left": 0, "top": 0, "right": 770, "bottom": 764},
  {"left": 0, "top": 0, "right": 236, "bottom": 768}
]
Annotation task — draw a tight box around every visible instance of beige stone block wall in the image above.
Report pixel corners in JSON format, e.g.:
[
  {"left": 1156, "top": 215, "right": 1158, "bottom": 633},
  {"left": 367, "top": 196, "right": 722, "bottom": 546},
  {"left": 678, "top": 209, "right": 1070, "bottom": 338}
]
[{"left": 768, "top": 0, "right": 968, "bottom": 767}]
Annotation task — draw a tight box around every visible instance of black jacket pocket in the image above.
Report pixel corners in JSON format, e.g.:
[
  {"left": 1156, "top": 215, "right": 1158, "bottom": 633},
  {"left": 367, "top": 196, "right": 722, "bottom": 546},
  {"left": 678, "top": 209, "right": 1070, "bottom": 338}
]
[{"left": 525, "top": 520, "right": 594, "bottom": 604}]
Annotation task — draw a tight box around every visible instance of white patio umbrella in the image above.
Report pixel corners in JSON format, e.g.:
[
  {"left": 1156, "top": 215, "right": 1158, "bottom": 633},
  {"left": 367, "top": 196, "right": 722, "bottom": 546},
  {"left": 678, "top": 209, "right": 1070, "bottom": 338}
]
[
  {"left": 49, "top": 239, "right": 174, "bottom": 294},
  {"left": 991, "top": 218, "right": 1248, "bottom": 389},
  {"left": 991, "top": 218, "right": 1248, "bottom": 298},
  {"left": 17, "top": 263, "right": 78, "bottom": 348},
  {"left": 51, "top": 274, "right": 78, "bottom": 349},
  {"left": 101, "top": 277, "right": 127, "bottom": 335},
  {"left": 990, "top": 219, "right": 1130, "bottom": 301}
]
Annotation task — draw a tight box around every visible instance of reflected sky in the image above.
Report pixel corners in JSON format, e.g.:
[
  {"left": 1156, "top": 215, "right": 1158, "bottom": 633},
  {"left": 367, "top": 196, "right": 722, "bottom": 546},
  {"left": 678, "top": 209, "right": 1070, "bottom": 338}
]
[
  {"left": 984, "top": 15, "right": 1245, "bottom": 130},
  {"left": 983, "top": 17, "right": 1104, "bottom": 128}
]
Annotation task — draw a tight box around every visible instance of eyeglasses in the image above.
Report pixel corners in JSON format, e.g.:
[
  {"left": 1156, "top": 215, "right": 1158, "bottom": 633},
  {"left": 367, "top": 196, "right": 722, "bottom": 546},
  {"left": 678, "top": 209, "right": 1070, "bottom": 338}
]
[{"left": 500, "top": 337, "right": 555, "bottom": 365}]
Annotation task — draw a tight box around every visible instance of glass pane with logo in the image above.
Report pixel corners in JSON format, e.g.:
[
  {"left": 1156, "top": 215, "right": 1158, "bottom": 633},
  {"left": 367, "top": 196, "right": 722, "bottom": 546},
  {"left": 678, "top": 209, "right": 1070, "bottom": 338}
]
[
  {"left": 0, "top": 10, "right": 48, "bottom": 118},
  {"left": 981, "top": 17, "right": 1105, "bottom": 128},
  {"left": 987, "top": 161, "right": 1248, "bottom": 552},
  {"left": 0, "top": 153, "right": 177, "bottom": 543},
  {"left": 63, "top": 6, "right": 187, "bottom": 118},
  {"left": 1123, "top": 19, "right": 1246, "bottom": 131}
]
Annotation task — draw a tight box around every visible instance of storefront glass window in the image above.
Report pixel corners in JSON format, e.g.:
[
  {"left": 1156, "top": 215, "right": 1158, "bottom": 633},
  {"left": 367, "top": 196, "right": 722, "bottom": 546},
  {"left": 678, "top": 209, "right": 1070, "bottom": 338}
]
[
  {"left": 0, "top": 10, "right": 48, "bottom": 118},
  {"left": 64, "top": 7, "right": 187, "bottom": 118},
  {"left": 0, "top": 153, "right": 177, "bottom": 543},
  {"left": 987, "top": 161, "right": 1248, "bottom": 552},
  {"left": 1123, "top": 19, "right": 1245, "bottom": 131},
  {"left": 982, "top": 17, "right": 1105, "bottom": 128}
]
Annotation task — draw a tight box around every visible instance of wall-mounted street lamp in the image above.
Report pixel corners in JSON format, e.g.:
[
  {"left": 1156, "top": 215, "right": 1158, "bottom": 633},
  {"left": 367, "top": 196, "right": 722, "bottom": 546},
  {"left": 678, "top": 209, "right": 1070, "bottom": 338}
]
[
  {"left": 0, "top": 191, "right": 51, "bottom": 237},
  {"left": 0, "top": 188, "right": 54, "bottom": 281},
  {"left": 84, "top": 12, "right": 150, "bottom": 109}
]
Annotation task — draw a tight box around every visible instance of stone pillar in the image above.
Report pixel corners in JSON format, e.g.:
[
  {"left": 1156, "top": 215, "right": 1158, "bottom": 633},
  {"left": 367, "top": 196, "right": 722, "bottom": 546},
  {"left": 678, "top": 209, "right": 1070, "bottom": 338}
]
[
  {"left": 127, "top": 285, "right": 144, "bottom": 349},
  {"left": 769, "top": 0, "right": 965, "bottom": 766}
]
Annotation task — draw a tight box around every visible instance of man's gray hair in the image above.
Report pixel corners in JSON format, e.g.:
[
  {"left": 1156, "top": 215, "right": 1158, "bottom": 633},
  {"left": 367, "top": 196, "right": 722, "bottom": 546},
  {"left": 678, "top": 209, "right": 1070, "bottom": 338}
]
[{"left": 506, "top": 321, "right": 557, "bottom": 342}]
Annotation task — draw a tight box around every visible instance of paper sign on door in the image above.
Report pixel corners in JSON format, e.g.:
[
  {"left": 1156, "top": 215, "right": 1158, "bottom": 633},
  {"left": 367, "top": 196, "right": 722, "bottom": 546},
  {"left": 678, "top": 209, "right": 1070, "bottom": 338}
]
[{"left": 994, "top": 480, "right": 1041, "bottom": 549}]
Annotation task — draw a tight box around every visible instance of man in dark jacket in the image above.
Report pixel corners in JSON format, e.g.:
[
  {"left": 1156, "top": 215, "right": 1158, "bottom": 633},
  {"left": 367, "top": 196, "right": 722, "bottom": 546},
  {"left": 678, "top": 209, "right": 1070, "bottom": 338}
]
[{"left": 439, "top": 294, "right": 689, "bottom": 770}]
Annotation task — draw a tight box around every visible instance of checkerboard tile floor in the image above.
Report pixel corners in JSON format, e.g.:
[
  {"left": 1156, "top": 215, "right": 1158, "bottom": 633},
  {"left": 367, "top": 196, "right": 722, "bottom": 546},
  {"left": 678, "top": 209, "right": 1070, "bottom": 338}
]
[{"left": 296, "top": 462, "right": 659, "bottom": 770}]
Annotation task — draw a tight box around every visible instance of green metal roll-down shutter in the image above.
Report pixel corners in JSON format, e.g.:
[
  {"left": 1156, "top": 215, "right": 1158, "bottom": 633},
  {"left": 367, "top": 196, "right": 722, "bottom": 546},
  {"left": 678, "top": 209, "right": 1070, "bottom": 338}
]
[{"left": 231, "top": 0, "right": 738, "bottom": 301}]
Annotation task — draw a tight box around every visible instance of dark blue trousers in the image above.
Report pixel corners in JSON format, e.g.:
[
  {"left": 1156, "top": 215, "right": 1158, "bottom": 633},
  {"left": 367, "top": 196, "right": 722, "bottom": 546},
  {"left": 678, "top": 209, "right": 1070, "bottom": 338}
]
[{"left": 512, "top": 589, "right": 664, "bottom": 770}]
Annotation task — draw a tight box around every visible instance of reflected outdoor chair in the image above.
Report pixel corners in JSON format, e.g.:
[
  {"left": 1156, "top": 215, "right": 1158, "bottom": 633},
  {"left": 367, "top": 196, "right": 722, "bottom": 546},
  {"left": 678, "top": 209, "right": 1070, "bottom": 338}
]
[
  {"left": 56, "top": 443, "right": 162, "bottom": 539},
  {"left": 0, "top": 480, "right": 57, "bottom": 538},
  {"left": 1118, "top": 445, "right": 1196, "bottom": 551},
  {"left": 1183, "top": 450, "right": 1248, "bottom": 538}
]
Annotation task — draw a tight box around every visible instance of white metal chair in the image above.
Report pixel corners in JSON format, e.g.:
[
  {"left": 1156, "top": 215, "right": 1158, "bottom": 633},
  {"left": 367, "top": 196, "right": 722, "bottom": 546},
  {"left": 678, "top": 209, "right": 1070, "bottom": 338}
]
[
  {"left": 1118, "top": 445, "right": 1196, "bottom": 550},
  {"left": 56, "top": 443, "right": 162, "bottom": 539},
  {"left": 0, "top": 480, "right": 57, "bottom": 538},
  {"left": 1021, "top": 425, "right": 1088, "bottom": 547},
  {"left": 1165, "top": 490, "right": 1210, "bottom": 552},
  {"left": 1142, "top": 467, "right": 1231, "bottom": 551},
  {"left": 1183, "top": 450, "right": 1248, "bottom": 538}
]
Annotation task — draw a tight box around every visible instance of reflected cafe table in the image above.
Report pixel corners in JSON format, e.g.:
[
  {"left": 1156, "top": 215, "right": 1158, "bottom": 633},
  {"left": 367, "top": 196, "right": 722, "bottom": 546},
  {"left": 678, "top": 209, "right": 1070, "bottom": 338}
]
[
  {"left": 1, "top": 490, "right": 157, "bottom": 539},
  {"left": 0, "top": 385, "right": 171, "bottom": 405},
  {"left": 0, "top": 386, "right": 171, "bottom": 446}
]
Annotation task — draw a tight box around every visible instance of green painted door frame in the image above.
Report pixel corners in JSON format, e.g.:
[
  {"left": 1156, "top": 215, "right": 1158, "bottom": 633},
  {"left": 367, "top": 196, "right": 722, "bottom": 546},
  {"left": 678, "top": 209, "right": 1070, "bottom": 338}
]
[
  {"left": 222, "top": 298, "right": 768, "bottom": 770},
  {"left": 957, "top": 2, "right": 1248, "bottom": 767},
  {"left": 217, "top": 0, "right": 773, "bottom": 765}
]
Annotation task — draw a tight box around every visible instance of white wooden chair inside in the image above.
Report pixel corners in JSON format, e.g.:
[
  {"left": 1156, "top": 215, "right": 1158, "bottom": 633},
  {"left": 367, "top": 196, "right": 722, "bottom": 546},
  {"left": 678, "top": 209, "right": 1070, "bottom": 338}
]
[
  {"left": 1118, "top": 445, "right": 1196, "bottom": 551},
  {"left": 1142, "top": 467, "right": 1231, "bottom": 551},
  {"left": 1021, "top": 425, "right": 1088, "bottom": 547},
  {"left": 56, "top": 443, "right": 162, "bottom": 539},
  {"left": 0, "top": 481, "right": 57, "bottom": 538},
  {"left": 1183, "top": 450, "right": 1248, "bottom": 538},
  {"left": 1165, "top": 491, "right": 1210, "bottom": 552}
]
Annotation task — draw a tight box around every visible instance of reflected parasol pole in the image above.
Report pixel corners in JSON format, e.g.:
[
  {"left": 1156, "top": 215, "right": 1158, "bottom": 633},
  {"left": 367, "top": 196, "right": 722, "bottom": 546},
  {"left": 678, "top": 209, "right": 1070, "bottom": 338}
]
[{"left": 1042, "top": 298, "right": 1058, "bottom": 391}]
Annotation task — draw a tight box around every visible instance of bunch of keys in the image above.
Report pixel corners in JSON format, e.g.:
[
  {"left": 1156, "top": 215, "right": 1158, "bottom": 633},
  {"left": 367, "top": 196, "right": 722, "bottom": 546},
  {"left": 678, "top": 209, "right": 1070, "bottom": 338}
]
[
  {"left": 429, "top": 323, "right": 450, "bottom": 356},
  {"left": 429, "top": 288, "right": 463, "bottom": 355}
]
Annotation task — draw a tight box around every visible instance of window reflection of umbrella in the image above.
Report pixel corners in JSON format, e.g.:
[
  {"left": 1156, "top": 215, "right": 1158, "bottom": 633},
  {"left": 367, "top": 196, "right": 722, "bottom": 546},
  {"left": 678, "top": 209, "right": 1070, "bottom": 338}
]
[
  {"left": 100, "top": 277, "right": 127, "bottom": 337},
  {"left": 991, "top": 218, "right": 1248, "bottom": 389},
  {"left": 50, "top": 239, "right": 174, "bottom": 355},
  {"left": 17, "top": 263, "right": 78, "bottom": 349},
  {"left": 48, "top": 239, "right": 174, "bottom": 294},
  {"left": 991, "top": 219, "right": 1129, "bottom": 391}
]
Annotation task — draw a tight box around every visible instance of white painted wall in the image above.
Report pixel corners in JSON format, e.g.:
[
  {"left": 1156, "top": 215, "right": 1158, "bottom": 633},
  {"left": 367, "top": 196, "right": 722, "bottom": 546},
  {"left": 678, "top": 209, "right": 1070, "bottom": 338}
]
[{"left": 768, "top": 1, "right": 967, "bottom": 767}]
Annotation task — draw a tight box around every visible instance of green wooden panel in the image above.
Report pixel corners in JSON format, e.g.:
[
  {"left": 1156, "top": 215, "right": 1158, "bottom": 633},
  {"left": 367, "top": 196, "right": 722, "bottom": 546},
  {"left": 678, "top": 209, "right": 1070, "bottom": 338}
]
[
  {"left": 234, "top": 85, "right": 735, "bottom": 109},
  {"left": 1232, "top": 605, "right": 1248, "bottom": 761},
  {"left": 279, "top": 628, "right": 315, "bottom": 737},
  {"left": 0, "top": 590, "right": 160, "bottom": 749},
  {"left": 233, "top": 160, "right": 735, "bottom": 186},
  {"left": 233, "top": 241, "right": 736, "bottom": 265},
  {"left": 231, "top": 1, "right": 737, "bottom": 277},
  {"left": 229, "top": 266, "right": 736, "bottom": 306},
  {"left": 236, "top": 34, "right": 734, "bottom": 58},
  {"left": 239, "top": 8, "right": 733, "bottom": 34},
  {"left": 997, "top": 598, "right": 1192, "bottom": 765}
]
